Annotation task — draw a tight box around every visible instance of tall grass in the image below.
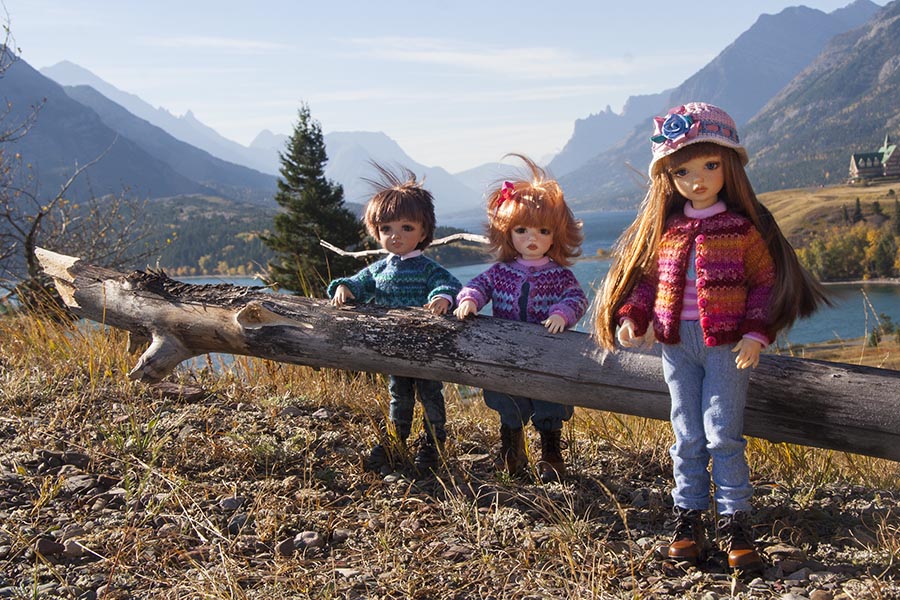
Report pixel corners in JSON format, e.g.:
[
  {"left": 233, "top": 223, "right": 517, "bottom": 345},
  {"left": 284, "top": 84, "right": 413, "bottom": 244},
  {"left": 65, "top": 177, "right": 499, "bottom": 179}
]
[{"left": 2, "top": 310, "right": 899, "bottom": 598}]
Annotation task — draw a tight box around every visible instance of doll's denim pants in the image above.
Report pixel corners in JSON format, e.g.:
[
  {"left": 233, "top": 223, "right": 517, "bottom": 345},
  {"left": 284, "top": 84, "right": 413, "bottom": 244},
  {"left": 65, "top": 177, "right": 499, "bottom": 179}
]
[
  {"left": 388, "top": 376, "right": 446, "bottom": 442},
  {"left": 661, "top": 321, "right": 753, "bottom": 516},
  {"left": 481, "top": 390, "right": 573, "bottom": 432}
]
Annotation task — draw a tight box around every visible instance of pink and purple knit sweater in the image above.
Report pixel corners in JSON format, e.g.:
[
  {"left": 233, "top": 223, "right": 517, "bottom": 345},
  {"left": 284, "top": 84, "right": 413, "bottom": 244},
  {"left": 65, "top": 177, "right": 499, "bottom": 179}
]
[
  {"left": 457, "top": 258, "right": 588, "bottom": 328},
  {"left": 617, "top": 202, "right": 776, "bottom": 347}
]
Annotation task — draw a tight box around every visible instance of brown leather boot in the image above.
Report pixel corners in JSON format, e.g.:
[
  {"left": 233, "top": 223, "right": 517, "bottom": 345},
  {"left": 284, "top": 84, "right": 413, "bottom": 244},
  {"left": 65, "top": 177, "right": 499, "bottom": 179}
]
[
  {"left": 719, "top": 511, "right": 764, "bottom": 572},
  {"left": 498, "top": 425, "right": 527, "bottom": 476},
  {"left": 667, "top": 506, "right": 706, "bottom": 564},
  {"left": 537, "top": 428, "right": 566, "bottom": 482}
]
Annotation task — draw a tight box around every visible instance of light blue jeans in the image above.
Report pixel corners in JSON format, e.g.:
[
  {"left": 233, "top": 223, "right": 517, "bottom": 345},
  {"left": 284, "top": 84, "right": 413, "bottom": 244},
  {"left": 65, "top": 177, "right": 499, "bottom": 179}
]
[
  {"left": 661, "top": 321, "right": 753, "bottom": 515},
  {"left": 482, "top": 390, "right": 573, "bottom": 432},
  {"left": 388, "top": 376, "right": 446, "bottom": 442}
]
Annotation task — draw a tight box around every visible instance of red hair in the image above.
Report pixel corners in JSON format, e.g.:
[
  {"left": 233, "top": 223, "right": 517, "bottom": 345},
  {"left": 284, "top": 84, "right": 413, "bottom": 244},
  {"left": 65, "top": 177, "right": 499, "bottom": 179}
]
[{"left": 486, "top": 155, "right": 583, "bottom": 266}]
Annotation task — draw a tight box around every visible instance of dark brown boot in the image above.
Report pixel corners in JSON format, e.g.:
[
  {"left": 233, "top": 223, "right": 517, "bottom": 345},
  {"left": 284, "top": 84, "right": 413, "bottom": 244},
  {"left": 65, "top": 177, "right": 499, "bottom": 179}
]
[
  {"left": 667, "top": 506, "right": 706, "bottom": 564},
  {"left": 498, "top": 425, "right": 527, "bottom": 476},
  {"left": 537, "top": 428, "right": 566, "bottom": 482},
  {"left": 719, "top": 511, "right": 764, "bottom": 572}
]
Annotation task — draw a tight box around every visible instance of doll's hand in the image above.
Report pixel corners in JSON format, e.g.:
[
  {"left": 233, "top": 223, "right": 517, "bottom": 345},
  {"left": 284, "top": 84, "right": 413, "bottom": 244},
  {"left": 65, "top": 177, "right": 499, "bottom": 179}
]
[
  {"left": 453, "top": 299, "right": 478, "bottom": 320},
  {"left": 732, "top": 338, "right": 763, "bottom": 369},
  {"left": 330, "top": 285, "right": 354, "bottom": 307},
  {"left": 425, "top": 297, "right": 451, "bottom": 316},
  {"left": 543, "top": 313, "right": 567, "bottom": 334},
  {"left": 616, "top": 319, "right": 639, "bottom": 347}
]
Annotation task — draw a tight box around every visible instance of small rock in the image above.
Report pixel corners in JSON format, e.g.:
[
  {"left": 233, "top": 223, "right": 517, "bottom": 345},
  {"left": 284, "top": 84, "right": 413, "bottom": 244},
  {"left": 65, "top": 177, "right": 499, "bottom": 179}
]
[
  {"left": 335, "top": 567, "right": 360, "bottom": 578},
  {"left": 311, "top": 408, "right": 330, "bottom": 419},
  {"left": 227, "top": 513, "right": 251, "bottom": 535},
  {"left": 0, "top": 546, "right": 9, "bottom": 559},
  {"left": 700, "top": 592, "right": 719, "bottom": 600},
  {"left": 294, "top": 531, "right": 325, "bottom": 549},
  {"left": 331, "top": 529, "right": 350, "bottom": 544},
  {"left": 279, "top": 406, "right": 304, "bottom": 418},
  {"left": 218, "top": 496, "right": 246, "bottom": 511},
  {"left": 35, "top": 537, "right": 66, "bottom": 556},
  {"left": 275, "top": 538, "right": 295, "bottom": 556},
  {"left": 63, "top": 539, "right": 86, "bottom": 558},
  {"left": 788, "top": 568, "right": 813, "bottom": 582},
  {"left": 62, "top": 452, "right": 90, "bottom": 469},
  {"left": 809, "top": 591, "right": 833, "bottom": 600}
]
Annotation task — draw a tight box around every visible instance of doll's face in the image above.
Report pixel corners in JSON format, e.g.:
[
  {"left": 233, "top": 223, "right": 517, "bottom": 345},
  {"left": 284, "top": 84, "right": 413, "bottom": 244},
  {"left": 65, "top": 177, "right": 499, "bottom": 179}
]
[
  {"left": 670, "top": 154, "right": 724, "bottom": 210},
  {"left": 376, "top": 220, "right": 427, "bottom": 255},
  {"left": 511, "top": 225, "right": 553, "bottom": 261}
]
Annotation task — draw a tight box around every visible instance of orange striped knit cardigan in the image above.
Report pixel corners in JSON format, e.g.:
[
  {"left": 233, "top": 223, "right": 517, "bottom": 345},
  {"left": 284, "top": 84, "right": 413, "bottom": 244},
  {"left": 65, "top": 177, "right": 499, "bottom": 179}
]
[{"left": 617, "top": 208, "right": 776, "bottom": 347}]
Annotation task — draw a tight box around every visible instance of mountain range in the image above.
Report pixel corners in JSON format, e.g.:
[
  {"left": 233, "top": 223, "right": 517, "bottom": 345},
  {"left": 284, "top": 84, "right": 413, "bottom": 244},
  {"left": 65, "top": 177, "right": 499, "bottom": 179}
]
[
  {"left": 2, "top": 0, "right": 899, "bottom": 266},
  {"left": 556, "top": 0, "right": 885, "bottom": 210}
]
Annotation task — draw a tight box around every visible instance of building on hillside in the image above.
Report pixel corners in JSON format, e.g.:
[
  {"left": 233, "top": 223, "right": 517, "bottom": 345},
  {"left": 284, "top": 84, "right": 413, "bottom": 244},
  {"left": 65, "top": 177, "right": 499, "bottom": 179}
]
[{"left": 849, "top": 134, "right": 900, "bottom": 182}]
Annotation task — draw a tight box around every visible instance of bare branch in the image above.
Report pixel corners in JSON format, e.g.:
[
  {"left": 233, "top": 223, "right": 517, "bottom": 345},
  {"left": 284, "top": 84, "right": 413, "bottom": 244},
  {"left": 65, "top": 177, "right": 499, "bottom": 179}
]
[{"left": 319, "top": 232, "right": 489, "bottom": 258}]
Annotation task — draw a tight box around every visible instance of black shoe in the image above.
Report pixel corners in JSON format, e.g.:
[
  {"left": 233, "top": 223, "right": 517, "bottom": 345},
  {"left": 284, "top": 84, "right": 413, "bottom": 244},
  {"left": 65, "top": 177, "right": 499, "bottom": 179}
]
[
  {"left": 364, "top": 444, "right": 389, "bottom": 472},
  {"left": 413, "top": 434, "right": 444, "bottom": 472},
  {"left": 667, "top": 506, "right": 706, "bottom": 564},
  {"left": 719, "top": 511, "right": 764, "bottom": 572}
]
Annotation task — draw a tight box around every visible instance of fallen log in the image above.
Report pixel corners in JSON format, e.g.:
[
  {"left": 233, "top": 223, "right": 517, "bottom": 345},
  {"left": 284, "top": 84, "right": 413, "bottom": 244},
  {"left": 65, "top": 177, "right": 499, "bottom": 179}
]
[{"left": 36, "top": 247, "right": 900, "bottom": 462}]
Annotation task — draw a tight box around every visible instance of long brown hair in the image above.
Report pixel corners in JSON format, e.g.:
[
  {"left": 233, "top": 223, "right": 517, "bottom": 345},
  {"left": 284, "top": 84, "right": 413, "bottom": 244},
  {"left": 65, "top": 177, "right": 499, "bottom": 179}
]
[
  {"left": 594, "top": 142, "right": 829, "bottom": 350},
  {"left": 486, "top": 154, "right": 583, "bottom": 266}
]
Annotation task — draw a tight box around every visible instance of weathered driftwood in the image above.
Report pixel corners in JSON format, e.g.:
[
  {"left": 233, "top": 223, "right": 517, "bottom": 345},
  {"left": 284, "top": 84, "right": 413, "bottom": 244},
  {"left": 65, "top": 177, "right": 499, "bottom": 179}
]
[{"left": 36, "top": 247, "right": 900, "bottom": 462}]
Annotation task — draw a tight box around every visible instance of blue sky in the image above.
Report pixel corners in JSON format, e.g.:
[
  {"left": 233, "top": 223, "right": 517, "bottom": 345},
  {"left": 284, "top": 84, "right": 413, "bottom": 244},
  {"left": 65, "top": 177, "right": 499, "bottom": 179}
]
[{"left": 2, "top": 1, "right": 886, "bottom": 172}]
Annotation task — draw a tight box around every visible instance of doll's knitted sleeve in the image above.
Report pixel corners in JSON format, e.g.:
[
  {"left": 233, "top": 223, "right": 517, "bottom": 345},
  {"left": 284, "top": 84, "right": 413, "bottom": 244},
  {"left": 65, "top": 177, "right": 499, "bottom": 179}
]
[
  {"left": 456, "top": 263, "right": 498, "bottom": 311},
  {"left": 548, "top": 268, "right": 589, "bottom": 328},
  {"left": 424, "top": 260, "right": 463, "bottom": 305},
  {"left": 326, "top": 262, "right": 379, "bottom": 304},
  {"left": 615, "top": 271, "right": 658, "bottom": 338},
  {"left": 739, "top": 226, "right": 776, "bottom": 341}
]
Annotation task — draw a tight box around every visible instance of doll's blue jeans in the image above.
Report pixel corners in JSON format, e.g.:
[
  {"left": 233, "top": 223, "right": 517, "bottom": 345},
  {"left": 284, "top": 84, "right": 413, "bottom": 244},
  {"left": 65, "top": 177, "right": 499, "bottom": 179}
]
[
  {"left": 481, "top": 390, "right": 573, "bottom": 432},
  {"left": 661, "top": 321, "right": 753, "bottom": 516},
  {"left": 388, "top": 376, "right": 446, "bottom": 442}
]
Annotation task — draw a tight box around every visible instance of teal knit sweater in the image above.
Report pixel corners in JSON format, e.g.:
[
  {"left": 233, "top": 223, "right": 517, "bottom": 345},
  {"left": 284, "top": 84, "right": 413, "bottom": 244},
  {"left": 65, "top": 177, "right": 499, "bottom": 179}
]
[{"left": 327, "top": 254, "right": 462, "bottom": 308}]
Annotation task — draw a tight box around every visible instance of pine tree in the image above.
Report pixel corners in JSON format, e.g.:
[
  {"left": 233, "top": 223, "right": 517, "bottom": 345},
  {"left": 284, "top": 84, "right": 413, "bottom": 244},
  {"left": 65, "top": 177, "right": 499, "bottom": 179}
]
[
  {"left": 263, "top": 104, "right": 362, "bottom": 296},
  {"left": 852, "top": 197, "right": 863, "bottom": 223}
]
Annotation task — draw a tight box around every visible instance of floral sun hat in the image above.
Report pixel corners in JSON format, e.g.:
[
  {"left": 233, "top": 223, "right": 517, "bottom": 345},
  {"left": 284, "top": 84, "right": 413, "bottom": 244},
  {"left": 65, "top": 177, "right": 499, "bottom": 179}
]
[{"left": 648, "top": 102, "right": 749, "bottom": 176}]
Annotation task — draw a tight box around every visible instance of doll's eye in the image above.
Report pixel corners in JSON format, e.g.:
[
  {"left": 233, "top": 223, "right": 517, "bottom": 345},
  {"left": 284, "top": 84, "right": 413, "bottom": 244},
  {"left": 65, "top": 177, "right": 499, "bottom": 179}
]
[
  {"left": 672, "top": 168, "right": 688, "bottom": 178},
  {"left": 539, "top": 228, "right": 551, "bottom": 236},
  {"left": 402, "top": 224, "right": 415, "bottom": 232},
  {"left": 379, "top": 225, "right": 392, "bottom": 234},
  {"left": 705, "top": 161, "right": 720, "bottom": 171},
  {"left": 513, "top": 226, "right": 527, "bottom": 234}
]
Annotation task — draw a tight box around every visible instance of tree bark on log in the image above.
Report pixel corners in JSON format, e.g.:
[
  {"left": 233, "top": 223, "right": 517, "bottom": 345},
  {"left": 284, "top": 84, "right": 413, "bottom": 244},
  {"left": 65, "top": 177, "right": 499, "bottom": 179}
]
[{"left": 36, "top": 247, "right": 900, "bottom": 462}]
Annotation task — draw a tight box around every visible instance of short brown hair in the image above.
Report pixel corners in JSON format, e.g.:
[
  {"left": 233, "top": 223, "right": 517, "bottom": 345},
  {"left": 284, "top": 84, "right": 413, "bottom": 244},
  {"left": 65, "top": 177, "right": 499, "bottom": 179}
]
[{"left": 362, "top": 162, "right": 436, "bottom": 250}]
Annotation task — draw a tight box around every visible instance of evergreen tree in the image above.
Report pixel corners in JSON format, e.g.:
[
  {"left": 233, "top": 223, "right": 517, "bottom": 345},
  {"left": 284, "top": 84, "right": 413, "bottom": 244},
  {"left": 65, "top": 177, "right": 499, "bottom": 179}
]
[
  {"left": 893, "top": 199, "right": 900, "bottom": 236},
  {"left": 852, "top": 197, "right": 863, "bottom": 223},
  {"left": 841, "top": 204, "right": 850, "bottom": 224},
  {"left": 263, "top": 104, "right": 362, "bottom": 296}
]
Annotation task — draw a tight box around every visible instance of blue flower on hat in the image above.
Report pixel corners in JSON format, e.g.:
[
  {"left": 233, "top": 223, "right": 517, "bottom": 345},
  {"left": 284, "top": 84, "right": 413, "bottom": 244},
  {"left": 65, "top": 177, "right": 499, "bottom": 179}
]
[{"left": 650, "top": 106, "right": 700, "bottom": 146}]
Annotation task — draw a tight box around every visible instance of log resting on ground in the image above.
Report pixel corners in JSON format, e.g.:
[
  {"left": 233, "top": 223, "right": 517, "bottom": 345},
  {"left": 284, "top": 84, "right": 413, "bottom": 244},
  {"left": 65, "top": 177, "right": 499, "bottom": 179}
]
[{"left": 35, "top": 247, "right": 900, "bottom": 462}]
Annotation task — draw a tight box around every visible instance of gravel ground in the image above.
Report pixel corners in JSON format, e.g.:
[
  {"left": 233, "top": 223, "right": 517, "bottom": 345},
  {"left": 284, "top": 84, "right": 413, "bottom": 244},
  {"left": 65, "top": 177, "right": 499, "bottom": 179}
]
[{"left": 0, "top": 373, "right": 898, "bottom": 600}]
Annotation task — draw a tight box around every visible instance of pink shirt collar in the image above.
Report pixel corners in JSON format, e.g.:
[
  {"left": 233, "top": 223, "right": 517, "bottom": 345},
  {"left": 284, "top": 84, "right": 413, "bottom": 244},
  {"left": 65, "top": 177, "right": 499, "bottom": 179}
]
[
  {"left": 515, "top": 256, "right": 551, "bottom": 267},
  {"left": 684, "top": 200, "right": 726, "bottom": 219}
]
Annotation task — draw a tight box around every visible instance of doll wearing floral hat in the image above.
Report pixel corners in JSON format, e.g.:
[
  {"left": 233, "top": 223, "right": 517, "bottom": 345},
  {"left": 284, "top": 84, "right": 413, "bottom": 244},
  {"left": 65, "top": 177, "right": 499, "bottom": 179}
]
[{"left": 595, "top": 102, "right": 829, "bottom": 571}]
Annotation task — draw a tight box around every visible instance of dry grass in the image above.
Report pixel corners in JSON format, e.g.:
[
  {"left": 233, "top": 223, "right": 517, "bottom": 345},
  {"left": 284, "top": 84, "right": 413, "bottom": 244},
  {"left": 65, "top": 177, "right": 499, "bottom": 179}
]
[
  {"left": 1, "top": 312, "right": 899, "bottom": 599},
  {"left": 761, "top": 181, "right": 898, "bottom": 247}
]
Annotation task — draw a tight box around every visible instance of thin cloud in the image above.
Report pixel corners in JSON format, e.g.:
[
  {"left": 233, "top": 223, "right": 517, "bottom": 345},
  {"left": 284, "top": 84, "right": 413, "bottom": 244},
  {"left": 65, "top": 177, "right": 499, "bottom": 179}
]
[
  {"left": 345, "top": 37, "right": 711, "bottom": 80},
  {"left": 139, "top": 35, "right": 291, "bottom": 54}
]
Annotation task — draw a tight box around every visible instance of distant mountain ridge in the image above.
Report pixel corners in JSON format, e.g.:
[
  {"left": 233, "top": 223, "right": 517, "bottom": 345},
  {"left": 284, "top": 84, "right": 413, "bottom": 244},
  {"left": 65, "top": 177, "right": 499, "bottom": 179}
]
[
  {"left": 40, "top": 61, "right": 277, "bottom": 175},
  {"left": 743, "top": 0, "right": 900, "bottom": 190},
  {"left": 3, "top": 57, "right": 216, "bottom": 202},
  {"left": 61, "top": 84, "right": 277, "bottom": 206},
  {"left": 557, "top": 0, "right": 882, "bottom": 210}
]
